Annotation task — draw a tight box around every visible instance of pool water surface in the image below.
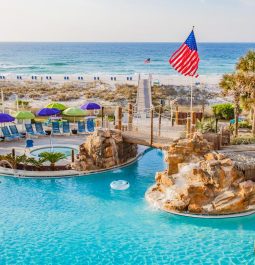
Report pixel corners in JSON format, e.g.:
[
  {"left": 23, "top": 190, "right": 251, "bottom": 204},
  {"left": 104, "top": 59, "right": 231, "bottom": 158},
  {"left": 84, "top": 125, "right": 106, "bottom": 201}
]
[{"left": 0, "top": 149, "right": 254, "bottom": 264}]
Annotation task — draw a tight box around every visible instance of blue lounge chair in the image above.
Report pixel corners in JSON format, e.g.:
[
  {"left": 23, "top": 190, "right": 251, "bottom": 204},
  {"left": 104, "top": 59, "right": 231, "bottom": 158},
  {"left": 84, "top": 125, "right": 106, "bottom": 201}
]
[
  {"left": 35, "top": 122, "right": 47, "bottom": 135},
  {"left": 78, "top": 121, "right": 86, "bottom": 134},
  {"left": 62, "top": 121, "right": 71, "bottom": 135},
  {"left": 9, "top": 125, "right": 25, "bottom": 138},
  {"left": 25, "top": 139, "right": 34, "bottom": 148},
  {"left": 86, "top": 119, "right": 94, "bottom": 132},
  {"left": 1, "top": 126, "right": 19, "bottom": 141},
  {"left": 25, "top": 124, "right": 39, "bottom": 137},
  {"left": 52, "top": 121, "right": 62, "bottom": 135}
]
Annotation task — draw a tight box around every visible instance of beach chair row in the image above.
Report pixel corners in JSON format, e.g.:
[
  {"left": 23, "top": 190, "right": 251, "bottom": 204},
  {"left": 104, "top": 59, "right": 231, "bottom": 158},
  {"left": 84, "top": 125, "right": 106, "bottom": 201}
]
[
  {"left": 26, "top": 120, "right": 95, "bottom": 137},
  {"left": 0, "top": 125, "right": 26, "bottom": 141},
  {"left": 0, "top": 124, "right": 45, "bottom": 141},
  {"left": 0, "top": 120, "right": 95, "bottom": 141},
  {"left": 51, "top": 120, "right": 95, "bottom": 135}
]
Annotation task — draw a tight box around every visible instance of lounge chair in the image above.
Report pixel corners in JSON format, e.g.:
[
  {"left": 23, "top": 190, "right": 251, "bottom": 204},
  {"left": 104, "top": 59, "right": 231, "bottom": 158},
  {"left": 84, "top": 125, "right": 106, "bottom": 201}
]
[
  {"left": 35, "top": 122, "right": 47, "bottom": 136},
  {"left": 52, "top": 121, "right": 62, "bottom": 135},
  {"left": 1, "top": 126, "right": 19, "bottom": 141},
  {"left": 86, "top": 119, "right": 95, "bottom": 133},
  {"left": 25, "top": 139, "right": 34, "bottom": 148},
  {"left": 62, "top": 121, "right": 71, "bottom": 135},
  {"left": 78, "top": 121, "right": 86, "bottom": 134},
  {"left": 9, "top": 125, "right": 26, "bottom": 138},
  {"left": 25, "top": 124, "right": 39, "bottom": 137}
]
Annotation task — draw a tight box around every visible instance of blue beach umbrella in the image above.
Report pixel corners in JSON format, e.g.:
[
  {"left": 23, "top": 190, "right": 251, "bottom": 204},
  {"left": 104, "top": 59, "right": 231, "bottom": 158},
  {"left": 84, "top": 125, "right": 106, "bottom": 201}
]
[
  {"left": 81, "top": 102, "right": 101, "bottom": 110},
  {"left": 0, "top": 113, "right": 15, "bottom": 123},
  {"left": 36, "top": 108, "right": 60, "bottom": 116},
  {"left": 36, "top": 108, "right": 60, "bottom": 150}
]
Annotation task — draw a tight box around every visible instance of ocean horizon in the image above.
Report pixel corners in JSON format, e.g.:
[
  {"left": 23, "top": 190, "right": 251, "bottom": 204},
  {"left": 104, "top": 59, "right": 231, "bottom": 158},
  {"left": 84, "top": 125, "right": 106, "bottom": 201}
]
[{"left": 0, "top": 42, "right": 255, "bottom": 75}]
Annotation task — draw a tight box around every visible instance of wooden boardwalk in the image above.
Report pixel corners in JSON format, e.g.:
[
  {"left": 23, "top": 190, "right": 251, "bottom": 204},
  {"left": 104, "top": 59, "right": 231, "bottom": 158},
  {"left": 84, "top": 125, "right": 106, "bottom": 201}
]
[{"left": 122, "top": 125, "right": 185, "bottom": 149}]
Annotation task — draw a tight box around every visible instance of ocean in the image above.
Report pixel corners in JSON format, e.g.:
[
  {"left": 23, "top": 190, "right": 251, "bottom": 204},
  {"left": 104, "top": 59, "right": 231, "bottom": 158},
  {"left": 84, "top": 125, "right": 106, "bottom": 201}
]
[{"left": 0, "top": 42, "right": 254, "bottom": 75}]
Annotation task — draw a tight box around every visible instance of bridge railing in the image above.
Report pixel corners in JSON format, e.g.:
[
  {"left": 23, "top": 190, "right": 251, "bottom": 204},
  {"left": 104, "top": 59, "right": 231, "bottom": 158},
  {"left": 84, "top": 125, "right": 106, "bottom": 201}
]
[{"left": 105, "top": 105, "right": 187, "bottom": 146}]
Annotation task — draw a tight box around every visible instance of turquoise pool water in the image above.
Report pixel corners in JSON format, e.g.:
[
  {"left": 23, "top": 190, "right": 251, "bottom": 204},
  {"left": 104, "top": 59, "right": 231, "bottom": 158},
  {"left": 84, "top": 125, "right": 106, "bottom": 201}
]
[
  {"left": 0, "top": 149, "right": 254, "bottom": 264},
  {"left": 30, "top": 147, "right": 78, "bottom": 157}
]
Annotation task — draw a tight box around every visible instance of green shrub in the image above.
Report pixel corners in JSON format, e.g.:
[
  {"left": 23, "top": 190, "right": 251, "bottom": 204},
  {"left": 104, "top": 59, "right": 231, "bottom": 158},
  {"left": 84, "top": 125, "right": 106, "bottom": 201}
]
[
  {"left": 212, "top": 103, "right": 235, "bottom": 120},
  {"left": 238, "top": 120, "right": 252, "bottom": 129},
  {"left": 231, "top": 136, "right": 255, "bottom": 145},
  {"left": 196, "top": 118, "right": 216, "bottom": 133}
]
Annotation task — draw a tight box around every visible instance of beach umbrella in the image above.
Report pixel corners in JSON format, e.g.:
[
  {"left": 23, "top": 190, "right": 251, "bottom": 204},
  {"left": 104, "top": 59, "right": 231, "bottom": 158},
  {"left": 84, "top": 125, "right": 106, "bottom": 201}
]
[
  {"left": 46, "top": 102, "right": 67, "bottom": 111},
  {"left": 14, "top": 111, "right": 35, "bottom": 120},
  {"left": 36, "top": 108, "right": 60, "bottom": 150},
  {"left": 14, "top": 111, "right": 35, "bottom": 131},
  {"left": 63, "top": 107, "right": 86, "bottom": 127},
  {"left": 81, "top": 102, "right": 101, "bottom": 110},
  {"left": 0, "top": 113, "right": 15, "bottom": 123},
  {"left": 36, "top": 108, "right": 60, "bottom": 116},
  {"left": 63, "top": 107, "right": 86, "bottom": 117}
]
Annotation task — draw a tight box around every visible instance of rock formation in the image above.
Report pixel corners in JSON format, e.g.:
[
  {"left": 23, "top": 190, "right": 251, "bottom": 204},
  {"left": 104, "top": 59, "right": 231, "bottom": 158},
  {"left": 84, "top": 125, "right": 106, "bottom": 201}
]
[
  {"left": 146, "top": 133, "right": 255, "bottom": 215},
  {"left": 72, "top": 129, "right": 137, "bottom": 171}
]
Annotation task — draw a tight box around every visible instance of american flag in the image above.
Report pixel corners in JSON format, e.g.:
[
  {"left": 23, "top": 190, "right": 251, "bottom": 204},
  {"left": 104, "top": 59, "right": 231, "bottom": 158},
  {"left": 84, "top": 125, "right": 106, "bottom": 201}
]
[
  {"left": 144, "top": 58, "right": 151, "bottom": 64},
  {"left": 169, "top": 29, "right": 199, "bottom": 78}
]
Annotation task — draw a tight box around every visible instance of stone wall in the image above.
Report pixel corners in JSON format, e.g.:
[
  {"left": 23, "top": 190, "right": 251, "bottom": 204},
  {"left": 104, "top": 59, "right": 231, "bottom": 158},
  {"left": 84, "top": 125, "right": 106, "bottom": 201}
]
[
  {"left": 146, "top": 133, "right": 255, "bottom": 215},
  {"left": 72, "top": 129, "right": 137, "bottom": 171}
]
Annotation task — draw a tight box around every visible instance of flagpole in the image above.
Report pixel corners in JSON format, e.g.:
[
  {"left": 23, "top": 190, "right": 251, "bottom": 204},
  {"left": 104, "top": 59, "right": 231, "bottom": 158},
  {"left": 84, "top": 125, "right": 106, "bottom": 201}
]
[
  {"left": 190, "top": 26, "right": 195, "bottom": 127},
  {"left": 190, "top": 78, "right": 193, "bottom": 130},
  {"left": 190, "top": 79, "right": 193, "bottom": 114},
  {"left": 169, "top": 25, "right": 199, "bottom": 134}
]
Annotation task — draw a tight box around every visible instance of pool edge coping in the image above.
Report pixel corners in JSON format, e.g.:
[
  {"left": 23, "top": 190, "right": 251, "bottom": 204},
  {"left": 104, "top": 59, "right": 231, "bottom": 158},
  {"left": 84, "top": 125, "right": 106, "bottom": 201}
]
[{"left": 0, "top": 146, "right": 152, "bottom": 179}]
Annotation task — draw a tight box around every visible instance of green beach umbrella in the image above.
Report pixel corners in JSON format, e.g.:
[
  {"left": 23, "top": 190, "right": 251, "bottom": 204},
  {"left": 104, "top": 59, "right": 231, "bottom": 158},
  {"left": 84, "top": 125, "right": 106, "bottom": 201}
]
[
  {"left": 63, "top": 107, "right": 86, "bottom": 127},
  {"left": 14, "top": 111, "right": 35, "bottom": 131},
  {"left": 63, "top": 107, "right": 86, "bottom": 117},
  {"left": 46, "top": 102, "right": 67, "bottom": 111},
  {"left": 14, "top": 111, "right": 35, "bottom": 120}
]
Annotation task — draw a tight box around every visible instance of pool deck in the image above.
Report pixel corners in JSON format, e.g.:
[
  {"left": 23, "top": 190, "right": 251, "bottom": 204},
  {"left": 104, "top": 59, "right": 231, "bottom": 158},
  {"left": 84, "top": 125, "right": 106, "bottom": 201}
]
[
  {"left": 0, "top": 135, "right": 85, "bottom": 177},
  {"left": 0, "top": 135, "right": 86, "bottom": 156},
  {"left": 0, "top": 135, "right": 149, "bottom": 178}
]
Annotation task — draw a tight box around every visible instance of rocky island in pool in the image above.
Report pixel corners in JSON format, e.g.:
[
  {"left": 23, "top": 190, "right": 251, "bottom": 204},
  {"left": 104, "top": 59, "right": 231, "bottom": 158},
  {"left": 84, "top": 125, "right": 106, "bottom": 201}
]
[
  {"left": 146, "top": 134, "right": 255, "bottom": 217},
  {"left": 72, "top": 129, "right": 138, "bottom": 171}
]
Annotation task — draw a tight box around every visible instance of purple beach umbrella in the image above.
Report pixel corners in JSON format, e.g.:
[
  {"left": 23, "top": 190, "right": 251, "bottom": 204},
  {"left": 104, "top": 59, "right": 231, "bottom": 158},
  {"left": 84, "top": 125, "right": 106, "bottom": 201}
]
[
  {"left": 0, "top": 113, "right": 15, "bottom": 123},
  {"left": 36, "top": 108, "right": 60, "bottom": 116},
  {"left": 81, "top": 102, "right": 101, "bottom": 110}
]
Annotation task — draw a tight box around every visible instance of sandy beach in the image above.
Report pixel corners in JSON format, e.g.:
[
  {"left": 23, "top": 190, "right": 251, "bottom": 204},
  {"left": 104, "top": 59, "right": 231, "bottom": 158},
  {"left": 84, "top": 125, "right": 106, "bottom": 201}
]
[
  {"left": 0, "top": 73, "right": 221, "bottom": 86},
  {"left": 0, "top": 73, "right": 223, "bottom": 114}
]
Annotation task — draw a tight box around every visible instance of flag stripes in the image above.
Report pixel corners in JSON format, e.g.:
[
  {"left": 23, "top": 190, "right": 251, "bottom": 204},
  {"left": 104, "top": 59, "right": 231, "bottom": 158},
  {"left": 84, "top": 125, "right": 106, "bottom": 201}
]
[{"left": 169, "top": 30, "right": 199, "bottom": 78}]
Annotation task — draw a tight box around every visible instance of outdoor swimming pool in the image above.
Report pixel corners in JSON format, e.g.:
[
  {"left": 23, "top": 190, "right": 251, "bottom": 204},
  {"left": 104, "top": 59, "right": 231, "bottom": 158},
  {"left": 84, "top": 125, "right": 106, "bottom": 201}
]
[
  {"left": 0, "top": 149, "right": 254, "bottom": 264},
  {"left": 30, "top": 146, "right": 78, "bottom": 157}
]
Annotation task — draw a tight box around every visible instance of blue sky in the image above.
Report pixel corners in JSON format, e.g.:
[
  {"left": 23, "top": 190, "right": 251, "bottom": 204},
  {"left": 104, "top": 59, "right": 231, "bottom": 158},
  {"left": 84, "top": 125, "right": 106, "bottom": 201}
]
[{"left": 0, "top": 0, "right": 254, "bottom": 42}]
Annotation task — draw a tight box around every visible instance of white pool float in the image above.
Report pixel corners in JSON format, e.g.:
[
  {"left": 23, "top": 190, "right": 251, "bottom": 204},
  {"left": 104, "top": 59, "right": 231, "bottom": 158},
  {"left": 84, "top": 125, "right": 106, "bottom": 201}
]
[{"left": 110, "top": 180, "right": 130, "bottom": 190}]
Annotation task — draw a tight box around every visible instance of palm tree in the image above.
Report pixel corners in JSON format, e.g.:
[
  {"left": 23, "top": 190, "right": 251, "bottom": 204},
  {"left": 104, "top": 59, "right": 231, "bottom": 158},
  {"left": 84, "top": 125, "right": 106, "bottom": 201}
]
[
  {"left": 236, "top": 50, "right": 255, "bottom": 135},
  {"left": 236, "top": 50, "right": 255, "bottom": 73},
  {"left": 219, "top": 73, "right": 246, "bottom": 136},
  {"left": 39, "top": 152, "right": 66, "bottom": 171},
  {"left": 26, "top": 157, "right": 45, "bottom": 170},
  {"left": 240, "top": 93, "right": 254, "bottom": 120},
  {"left": 0, "top": 153, "right": 27, "bottom": 169}
]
